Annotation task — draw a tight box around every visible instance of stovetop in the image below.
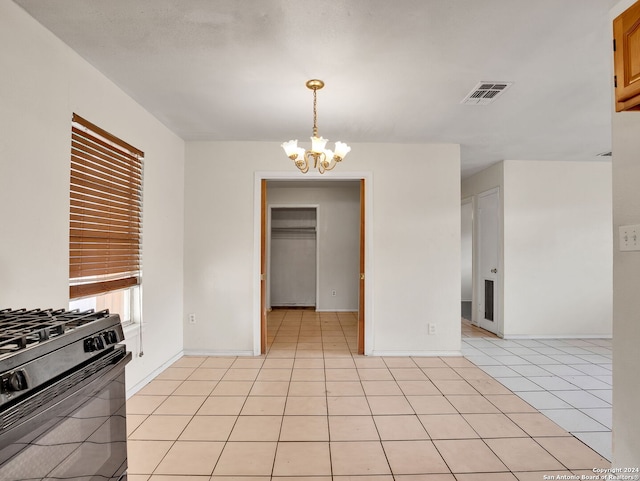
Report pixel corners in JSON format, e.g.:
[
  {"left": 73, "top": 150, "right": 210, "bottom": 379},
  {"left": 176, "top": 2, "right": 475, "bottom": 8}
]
[
  {"left": 0, "top": 308, "right": 113, "bottom": 358},
  {"left": 0, "top": 308, "right": 124, "bottom": 408}
]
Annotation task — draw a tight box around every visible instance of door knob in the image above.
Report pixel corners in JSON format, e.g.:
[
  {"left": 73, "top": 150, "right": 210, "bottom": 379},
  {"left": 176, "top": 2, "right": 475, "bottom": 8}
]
[{"left": 491, "top": 268, "right": 497, "bottom": 273}]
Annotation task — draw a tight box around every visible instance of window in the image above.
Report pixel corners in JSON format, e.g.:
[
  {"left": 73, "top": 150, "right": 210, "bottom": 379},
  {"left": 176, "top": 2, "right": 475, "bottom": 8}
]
[{"left": 69, "top": 114, "right": 144, "bottom": 323}]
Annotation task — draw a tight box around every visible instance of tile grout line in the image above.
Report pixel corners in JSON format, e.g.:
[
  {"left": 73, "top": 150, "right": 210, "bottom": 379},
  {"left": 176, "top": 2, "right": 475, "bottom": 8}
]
[
  {"left": 463, "top": 332, "right": 612, "bottom": 460},
  {"left": 128, "top": 314, "right": 610, "bottom": 477}
]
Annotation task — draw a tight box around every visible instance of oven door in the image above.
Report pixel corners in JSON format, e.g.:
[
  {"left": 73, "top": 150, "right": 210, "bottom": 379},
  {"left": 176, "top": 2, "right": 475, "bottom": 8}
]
[{"left": 0, "top": 346, "right": 132, "bottom": 481}]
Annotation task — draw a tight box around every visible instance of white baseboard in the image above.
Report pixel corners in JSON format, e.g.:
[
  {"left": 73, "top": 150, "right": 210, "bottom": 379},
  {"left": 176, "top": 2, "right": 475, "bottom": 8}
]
[
  {"left": 503, "top": 333, "right": 612, "bottom": 340},
  {"left": 183, "top": 349, "right": 256, "bottom": 357},
  {"left": 369, "top": 350, "right": 463, "bottom": 357},
  {"left": 126, "top": 350, "right": 182, "bottom": 398},
  {"left": 126, "top": 349, "right": 259, "bottom": 398},
  {"left": 315, "top": 309, "right": 358, "bottom": 313}
]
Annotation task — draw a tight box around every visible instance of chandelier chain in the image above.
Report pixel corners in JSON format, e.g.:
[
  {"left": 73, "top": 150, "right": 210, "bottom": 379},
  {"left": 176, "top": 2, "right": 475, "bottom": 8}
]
[{"left": 312, "top": 87, "right": 318, "bottom": 138}]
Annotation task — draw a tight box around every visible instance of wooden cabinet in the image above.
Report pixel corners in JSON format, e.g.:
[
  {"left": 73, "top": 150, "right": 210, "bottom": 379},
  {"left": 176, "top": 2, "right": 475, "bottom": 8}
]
[{"left": 614, "top": 0, "right": 640, "bottom": 112}]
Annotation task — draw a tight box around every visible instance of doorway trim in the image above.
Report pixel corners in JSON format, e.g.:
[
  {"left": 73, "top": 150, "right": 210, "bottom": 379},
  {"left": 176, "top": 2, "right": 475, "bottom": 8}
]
[
  {"left": 267, "top": 204, "right": 320, "bottom": 310},
  {"left": 253, "top": 171, "right": 374, "bottom": 356}
]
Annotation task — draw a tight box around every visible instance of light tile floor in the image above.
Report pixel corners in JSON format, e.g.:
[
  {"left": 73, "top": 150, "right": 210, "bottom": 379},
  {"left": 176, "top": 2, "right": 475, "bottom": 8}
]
[
  {"left": 461, "top": 319, "right": 612, "bottom": 460},
  {"left": 127, "top": 311, "right": 610, "bottom": 480}
]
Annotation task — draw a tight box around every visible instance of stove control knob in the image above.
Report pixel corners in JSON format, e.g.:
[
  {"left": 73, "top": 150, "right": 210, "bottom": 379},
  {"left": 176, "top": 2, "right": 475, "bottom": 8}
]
[
  {"left": 93, "top": 335, "right": 105, "bottom": 350},
  {"left": 108, "top": 330, "right": 118, "bottom": 344},
  {"left": 84, "top": 338, "right": 95, "bottom": 352},
  {"left": 84, "top": 337, "right": 96, "bottom": 352},
  {"left": 102, "top": 330, "right": 118, "bottom": 345},
  {"left": 84, "top": 335, "right": 106, "bottom": 352},
  {"left": 9, "top": 370, "right": 28, "bottom": 392}
]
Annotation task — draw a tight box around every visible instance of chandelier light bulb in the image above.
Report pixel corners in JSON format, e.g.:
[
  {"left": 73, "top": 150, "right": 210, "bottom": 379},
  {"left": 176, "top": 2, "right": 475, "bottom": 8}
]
[
  {"left": 311, "top": 136, "right": 328, "bottom": 153},
  {"left": 281, "top": 139, "right": 299, "bottom": 159},
  {"left": 333, "top": 141, "right": 351, "bottom": 160},
  {"left": 324, "top": 149, "right": 334, "bottom": 163}
]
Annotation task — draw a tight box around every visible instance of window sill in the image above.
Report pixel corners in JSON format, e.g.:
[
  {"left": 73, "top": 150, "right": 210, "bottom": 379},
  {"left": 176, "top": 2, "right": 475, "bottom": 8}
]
[{"left": 123, "top": 321, "right": 145, "bottom": 338}]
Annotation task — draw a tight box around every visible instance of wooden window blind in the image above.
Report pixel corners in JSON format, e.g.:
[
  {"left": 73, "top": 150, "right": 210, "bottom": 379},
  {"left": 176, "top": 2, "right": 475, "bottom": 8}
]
[{"left": 69, "top": 114, "right": 144, "bottom": 299}]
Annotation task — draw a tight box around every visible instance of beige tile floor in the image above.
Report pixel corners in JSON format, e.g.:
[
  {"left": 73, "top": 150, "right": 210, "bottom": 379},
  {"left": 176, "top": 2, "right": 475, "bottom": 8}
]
[
  {"left": 127, "top": 310, "right": 609, "bottom": 480},
  {"left": 461, "top": 318, "right": 612, "bottom": 460}
]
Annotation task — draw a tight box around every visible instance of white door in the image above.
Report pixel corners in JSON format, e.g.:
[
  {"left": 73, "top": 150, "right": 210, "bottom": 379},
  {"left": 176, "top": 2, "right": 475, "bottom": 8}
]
[{"left": 477, "top": 188, "right": 500, "bottom": 334}]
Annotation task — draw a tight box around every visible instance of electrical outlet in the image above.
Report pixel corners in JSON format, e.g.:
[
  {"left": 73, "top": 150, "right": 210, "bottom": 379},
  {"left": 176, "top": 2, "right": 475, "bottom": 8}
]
[
  {"left": 331, "top": 290, "right": 337, "bottom": 297},
  {"left": 428, "top": 323, "right": 436, "bottom": 335},
  {"left": 188, "top": 313, "right": 196, "bottom": 324},
  {"left": 619, "top": 224, "right": 640, "bottom": 251}
]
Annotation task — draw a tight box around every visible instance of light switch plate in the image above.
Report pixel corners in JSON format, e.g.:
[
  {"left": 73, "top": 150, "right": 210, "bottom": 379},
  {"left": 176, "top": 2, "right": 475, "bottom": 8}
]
[{"left": 619, "top": 224, "right": 640, "bottom": 251}]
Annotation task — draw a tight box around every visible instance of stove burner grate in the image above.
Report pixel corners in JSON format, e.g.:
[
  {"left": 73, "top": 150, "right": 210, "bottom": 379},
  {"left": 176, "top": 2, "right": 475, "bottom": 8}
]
[{"left": 0, "top": 308, "right": 111, "bottom": 357}]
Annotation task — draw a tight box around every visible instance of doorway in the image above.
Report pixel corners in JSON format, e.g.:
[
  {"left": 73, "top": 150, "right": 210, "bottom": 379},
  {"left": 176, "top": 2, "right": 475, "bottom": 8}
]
[
  {"left": 476, "top": 188, "right": 500, "bottom": 335},
  {"left": 257, "top": 175, "right": 370, "bottom": 355},
  {"left": 461, "top": 198, "right": 473, "bottom": 321}
]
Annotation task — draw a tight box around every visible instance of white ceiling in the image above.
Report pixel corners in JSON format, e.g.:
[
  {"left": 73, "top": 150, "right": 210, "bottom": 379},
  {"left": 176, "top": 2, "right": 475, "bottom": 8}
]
[{"left": 14, "top": 0, "right": 615, "bottom": 177}]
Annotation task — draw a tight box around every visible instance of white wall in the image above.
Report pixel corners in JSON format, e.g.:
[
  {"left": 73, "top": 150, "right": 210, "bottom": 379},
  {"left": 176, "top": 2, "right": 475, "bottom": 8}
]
[
  {"left": 462, "top": 160, "right": 612, "bottom": 338},
  {"left": 611, "top": 112, "right": 640, "bottom": 465},
  {"left": 183, "top": 142, "right": 461, "bottom": 356},
  {"left": 611, "top": 0, "right": 640, "bottom": 466},
  {"left": 503, "top": 160, "right": 612, "bottom": 337},
  {"left": 462, "top": 162, "right": 504, "bottom": 199},
  {"left": 267, "top": 182, "right": 360, "bottom": 311},
  {"left": 0, "top": 2, "right": 185, "bottom": 393}
]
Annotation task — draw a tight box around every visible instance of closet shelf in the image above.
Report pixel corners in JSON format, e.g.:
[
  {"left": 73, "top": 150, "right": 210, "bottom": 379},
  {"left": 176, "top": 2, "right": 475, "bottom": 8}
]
[{"left": 271, "top": 226, "right": 317, "bottom": 232}]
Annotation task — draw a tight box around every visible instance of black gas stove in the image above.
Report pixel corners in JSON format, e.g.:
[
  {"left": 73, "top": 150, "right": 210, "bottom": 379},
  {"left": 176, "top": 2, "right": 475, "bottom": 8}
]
[
  {"left": 0, "top": 308, "right": 124, "bottom": 409},
  {"left": 0, "top": 308, "right": 130, "bottom": 481}
]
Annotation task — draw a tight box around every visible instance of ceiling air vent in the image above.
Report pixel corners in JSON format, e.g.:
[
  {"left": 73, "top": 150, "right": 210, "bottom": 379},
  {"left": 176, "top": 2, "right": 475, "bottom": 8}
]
[{"left": 461, "top": 81, "right": 513, "bottom": 105}]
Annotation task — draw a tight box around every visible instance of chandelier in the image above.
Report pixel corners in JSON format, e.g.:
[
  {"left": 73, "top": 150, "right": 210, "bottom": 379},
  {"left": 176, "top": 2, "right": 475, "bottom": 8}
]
[{"left": 281, "top": 79, "right": 351, "bottom": 174}]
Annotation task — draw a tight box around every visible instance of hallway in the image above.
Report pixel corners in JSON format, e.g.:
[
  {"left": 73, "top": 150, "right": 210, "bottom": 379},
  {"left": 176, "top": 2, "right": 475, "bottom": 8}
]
[{"left": 126, "top": 310, "right": 609, "bottom": 479}]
